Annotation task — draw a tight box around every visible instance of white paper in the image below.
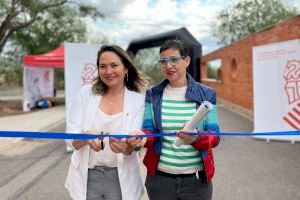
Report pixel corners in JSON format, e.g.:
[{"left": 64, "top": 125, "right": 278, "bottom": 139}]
[{"left": 174, "top": 101, "right": 213, "bottom": 147}]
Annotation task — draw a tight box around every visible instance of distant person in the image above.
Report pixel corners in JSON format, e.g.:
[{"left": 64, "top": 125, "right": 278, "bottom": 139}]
[
  {"left": 65, "top": 45, "right": 149, "bottom": 200},
  {"left": 128, "top": 39, "right": 220, "bottom": 200}
]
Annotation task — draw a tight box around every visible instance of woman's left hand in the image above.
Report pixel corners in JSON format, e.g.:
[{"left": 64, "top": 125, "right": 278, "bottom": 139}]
[
  {"left": 176, "top": 130, "right": 198, "bottom": 144},
  {"left": 109, "top": 137, "right": 133, "bottom": 155}
]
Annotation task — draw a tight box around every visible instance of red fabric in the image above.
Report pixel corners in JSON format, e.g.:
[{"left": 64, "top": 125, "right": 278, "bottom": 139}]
[
  {"left": 143, "top": 130, "right": 219, "bottom": 182},
  {"left": 202, "top": 149, "right": 215, "bottom": 182},
  {"left": 142, "top": 129, "right": 156, "bottom": 148},
  {"left": 23, "top": 45, "right": 64, "bottom": 68},
  {"left": 142, "top": 130, "right": 159, "bottom": 176},
  {"left": 191, "top": 134, "right": 219, "bottom": 150},
  {"left": 143, "top": 147, "right": 159, "bottom": 176},
  {"left": 191, "top": 132, "right": 219, "bottom": 182}
]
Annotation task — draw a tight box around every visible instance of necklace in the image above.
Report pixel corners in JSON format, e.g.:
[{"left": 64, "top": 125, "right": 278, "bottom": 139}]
[
  {"left": 105, "top": 97, "right": 117, "bottom": 105},
  {"left": 104, "top": 91, "right": 124, "bottom": 105}
]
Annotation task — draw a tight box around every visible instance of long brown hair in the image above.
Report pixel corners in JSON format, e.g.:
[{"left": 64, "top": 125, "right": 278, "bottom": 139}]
[{"left": 92, "top": 45, "right": 149, "bottom": 95}]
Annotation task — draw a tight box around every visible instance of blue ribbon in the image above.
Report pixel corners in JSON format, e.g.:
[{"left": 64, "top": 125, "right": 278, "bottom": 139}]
[{"left": 0, "top": 130, "right": 299, "bottom": 140}]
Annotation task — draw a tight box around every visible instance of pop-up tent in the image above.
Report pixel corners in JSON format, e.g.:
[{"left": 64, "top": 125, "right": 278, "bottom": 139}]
[
  {"left": 22, "top": 45, "right": 64, "bottom": 111},
  {"left": 23, "top": 45, "right": 64, "bottom": 67}
]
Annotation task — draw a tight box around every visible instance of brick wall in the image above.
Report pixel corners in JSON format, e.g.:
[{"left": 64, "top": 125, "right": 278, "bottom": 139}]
[{"left": 201, "top": 15, "right": 300, "bottom": 111}]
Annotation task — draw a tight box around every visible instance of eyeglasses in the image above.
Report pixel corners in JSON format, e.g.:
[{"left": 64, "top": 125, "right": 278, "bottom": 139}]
[{"left": 158, "top": 56, "right": 185, "bottom": 66}]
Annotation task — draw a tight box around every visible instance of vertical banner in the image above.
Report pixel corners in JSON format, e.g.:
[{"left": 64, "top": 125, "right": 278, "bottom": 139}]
[
  {"left": 23, "top": 67, "right": 54, "bottom": 108},
  {"left": 253, "top": 39, "right": 300, "bottom": 142},
  {"left": 64, "top": 43, "right": 100, "bottom": 123}
]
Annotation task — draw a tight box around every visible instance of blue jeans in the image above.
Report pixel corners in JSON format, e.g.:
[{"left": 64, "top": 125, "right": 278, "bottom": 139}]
[{"left": 145, "top": 171, "right": 213, "bottom": 200}]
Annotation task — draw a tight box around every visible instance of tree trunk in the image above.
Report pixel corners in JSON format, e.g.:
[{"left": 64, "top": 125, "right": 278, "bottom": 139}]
[{"left": 0, "top": 30, "right": 13, "bottom": 55}]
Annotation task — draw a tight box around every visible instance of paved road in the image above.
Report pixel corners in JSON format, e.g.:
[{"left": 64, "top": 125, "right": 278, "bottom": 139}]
[
  {"left": 1, "top": 106, "right": 300, "bottom": 200},
  {"left": 0, "top": 122, "right": 71, "bottom": 200},
  {"left": 214, "top": 107, "right": 300, "bottom": 200}
]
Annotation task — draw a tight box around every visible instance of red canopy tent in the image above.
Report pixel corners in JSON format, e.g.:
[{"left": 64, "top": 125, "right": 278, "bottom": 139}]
[
  {"left": 22, "top": 45, "right": 64, "bottom": 111},
  {"left": 23, "top": 45, "right": 64, "bottom": 68}
]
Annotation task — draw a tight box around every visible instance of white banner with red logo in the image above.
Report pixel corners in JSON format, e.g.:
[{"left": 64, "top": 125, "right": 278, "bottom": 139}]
[
  {"left": 23, "top": 67, "right": 54, "bottom": 108},
  {"left": 64, "top": 43, "right": 100, "bottom": 122},
  {"left": 253, "top": 39, "right": 300, "bottom": 142}
]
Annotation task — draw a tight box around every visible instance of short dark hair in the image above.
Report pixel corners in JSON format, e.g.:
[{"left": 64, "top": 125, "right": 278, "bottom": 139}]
[
  {"left": 159, "top": 39, "right": 188, "bottom": 56},
  {"left": 92, "top": 45, "right": 149, "bottom": 95}
]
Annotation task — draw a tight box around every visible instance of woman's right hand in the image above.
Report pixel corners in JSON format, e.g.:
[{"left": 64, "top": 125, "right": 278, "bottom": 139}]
[
  {"left": 87, "top": 139, "right": 102, "bottom": 152},
  {"left": 85, "top": 129, "right": 103, "bottom": 152}
]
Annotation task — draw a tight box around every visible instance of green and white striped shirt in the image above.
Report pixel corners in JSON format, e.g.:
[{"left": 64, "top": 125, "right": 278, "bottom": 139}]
[{"left": 158, "top": 85, "right": 203, "bottom": 174}]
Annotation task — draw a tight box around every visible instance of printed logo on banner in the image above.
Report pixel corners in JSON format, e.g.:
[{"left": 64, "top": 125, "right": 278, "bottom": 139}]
[
  {"left": 43, "top": 70, "right": 50, "bottom": 83},
  {"left": 283, "top": 60, "right": 300, "bottom": 129},
  {"left": 81, "top": 63, "right": 98, "bottom": 85}
]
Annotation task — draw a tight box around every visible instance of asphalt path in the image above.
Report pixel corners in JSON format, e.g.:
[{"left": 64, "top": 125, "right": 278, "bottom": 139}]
[{"left": 1, "top": 106, "right": 300, "bottom": 200}]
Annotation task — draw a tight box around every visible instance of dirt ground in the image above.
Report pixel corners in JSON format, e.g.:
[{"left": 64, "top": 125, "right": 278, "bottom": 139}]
[
  {"left": 0, "top": 99, "right": 65, "bottom": 117},
  {"left": 0, "top": 86, "right": 22, "bottom": 116},
  {"left": 0, "top": 86, "right": 64, "bottom": 117},
  {"left": 0, "top": 100, "right": 23, "bottom": 117}
]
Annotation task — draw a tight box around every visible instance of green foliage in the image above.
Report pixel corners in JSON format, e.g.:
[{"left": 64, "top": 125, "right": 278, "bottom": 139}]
[
  {"left": 10, "top": 6, "right": 87, "bottom": 54},
  {"left": 206, "top": 64, "right": 218, "bottom": 80},
  {"left": 54, "top": 68, "right": 65, "bottom": 90},
  {"left": 143, "top": 65, "right": 164, "bottom": 85},
  {"left": 0, "top": 0, "right": 103, "bottom": 86},
  {"left": 134, "top": 48, "right": 164, "bottom": 85},
  {"left": 212, "top": 0, "right": 298, "bottom": 46},
  {"left": 206, "top": 59, "right": 221, "bottom": 80},
  {"left": 0, "top": 0, "right": 103, "bottom": 55},
  {"left": 0, "top": 58, "right": 22, "bottom": 86},
  {"left": 79, "top": 5, "right": 104, "bottom": 19}
]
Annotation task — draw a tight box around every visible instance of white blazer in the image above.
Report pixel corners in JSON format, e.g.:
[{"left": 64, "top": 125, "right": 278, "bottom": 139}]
[{"left": 65, "top": 85, "right": 145, "bottom": 200}]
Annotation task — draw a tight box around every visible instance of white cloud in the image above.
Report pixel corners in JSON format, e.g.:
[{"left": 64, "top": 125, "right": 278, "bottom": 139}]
[
  {"left": 84, "top": 0, "right": 298, "bottom": 54},
  {"left": 84, "top": 0, "right": 226, "bottom": 53},
  {"left": 282, "top": 0, "right": 300, "bottom": 11}
]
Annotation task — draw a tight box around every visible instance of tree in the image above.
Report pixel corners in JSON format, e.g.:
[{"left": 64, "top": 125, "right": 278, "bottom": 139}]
[
  {"left": 212, "top": 0, "right": 298, "bottom": 46},
  {"left": 134, "top": 47, "right": 164, "bottom": 85},
  {"left": 10, "top": 6, "right": 87, "bottom": 54},
  {"left": 0, "top": 0, "right": 103, "bottom": 55}
]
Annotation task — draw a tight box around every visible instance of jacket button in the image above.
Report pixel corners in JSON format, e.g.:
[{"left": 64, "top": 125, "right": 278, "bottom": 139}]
[{"left": 126, "top": 113, "right": 129, "bottom": 116}]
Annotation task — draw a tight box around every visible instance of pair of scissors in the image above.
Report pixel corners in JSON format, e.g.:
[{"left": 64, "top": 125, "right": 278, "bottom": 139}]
[{"left": 100, "top": 131, "right": 104, "bottom": 150}]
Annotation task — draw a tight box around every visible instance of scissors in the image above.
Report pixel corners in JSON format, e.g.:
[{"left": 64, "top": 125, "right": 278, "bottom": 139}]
[{"left": 100, "top": 131, "right": 104, "bottom": 150}]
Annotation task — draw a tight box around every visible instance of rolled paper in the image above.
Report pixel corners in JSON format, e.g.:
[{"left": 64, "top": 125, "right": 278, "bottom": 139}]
[{"left": 174, "top": 101, "right": 213, "bottom": 147}]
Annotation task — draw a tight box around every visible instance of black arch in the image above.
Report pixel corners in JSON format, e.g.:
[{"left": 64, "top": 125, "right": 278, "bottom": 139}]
[{"left": 127, "top": 27, "right": 202, "bottom": 82}]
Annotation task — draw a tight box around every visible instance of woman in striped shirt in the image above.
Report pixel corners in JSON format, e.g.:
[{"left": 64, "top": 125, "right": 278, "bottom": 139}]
[{"left": 128, "top": 39, "right": 220, "bottom": 200}]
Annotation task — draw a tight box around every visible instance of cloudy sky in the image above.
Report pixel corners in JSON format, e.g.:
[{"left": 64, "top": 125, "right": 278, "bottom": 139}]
[{"left": 83, "top": 0, "right": 299, "bottom": 55}]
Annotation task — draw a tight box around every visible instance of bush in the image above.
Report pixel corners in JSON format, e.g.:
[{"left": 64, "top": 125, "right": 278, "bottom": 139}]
[
  {"left": 54, "top": 68, "right": 65, "bottom": 90},
  {"left": 0, "top": 58, "right": 66, "bottom": 89},
  {"left": 0, "top": 59, "right": 23, "bottom": 86},
  {"left": 207, "top": 66, "right": 219, "bottom": 80},
  {"left": 134, "top": 47, "right": 163, "bottom": 85}
]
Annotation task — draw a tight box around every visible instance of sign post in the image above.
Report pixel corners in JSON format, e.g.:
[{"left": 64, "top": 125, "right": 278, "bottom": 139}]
[{"left": 253, "top": 39, "right": 300, "bottom": 143}]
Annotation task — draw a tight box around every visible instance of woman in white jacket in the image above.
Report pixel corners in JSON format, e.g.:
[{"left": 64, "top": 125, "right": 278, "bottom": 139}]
[{"left": 65, "top": 45, "right": 149, "bottom": 200}]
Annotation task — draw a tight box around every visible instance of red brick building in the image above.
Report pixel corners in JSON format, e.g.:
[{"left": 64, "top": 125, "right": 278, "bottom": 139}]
[{"left": 201, "top": 15, "right": 300, "bottom": 117}]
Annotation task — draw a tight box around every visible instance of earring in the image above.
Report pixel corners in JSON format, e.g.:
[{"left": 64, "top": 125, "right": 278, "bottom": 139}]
[{"left": 125, "top": 73, "right": 128, "bottom": 82}]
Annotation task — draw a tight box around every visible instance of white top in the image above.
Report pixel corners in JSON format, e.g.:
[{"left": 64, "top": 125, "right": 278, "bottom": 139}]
[
  {"left": 88, "top": 109, "right": 123, "bottom": 168},
  {"left": 65, "top": 85, "right": 145, "bottom": 200},
  {"left": 163, "top": 84, "right": 187, "bottom": 100}
]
